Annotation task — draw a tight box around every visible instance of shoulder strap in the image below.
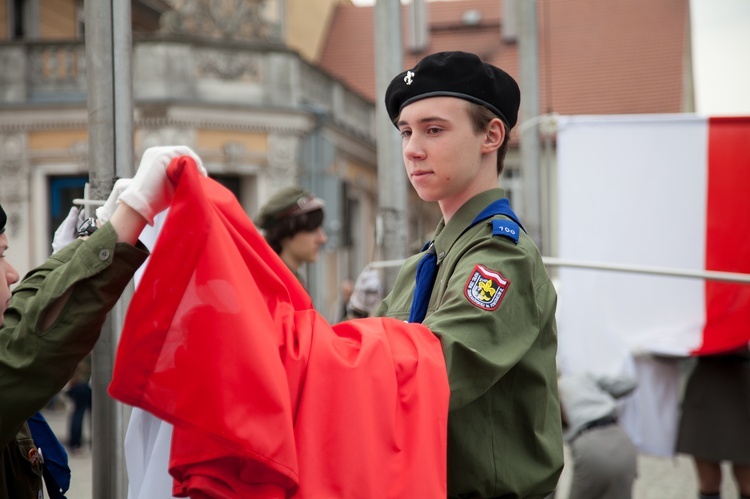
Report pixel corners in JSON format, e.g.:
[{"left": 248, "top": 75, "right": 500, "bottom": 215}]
[
  {"left": 408, "top": 198, "right": 524, "bottom": 323},
  {"left": 464, "top": 198, "right": 525, "bottom": 244}
]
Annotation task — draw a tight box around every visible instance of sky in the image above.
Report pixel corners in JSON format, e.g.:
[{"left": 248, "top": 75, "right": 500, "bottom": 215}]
[
  {"left": 689, "top": 0, "right": 750, "bottom": 115},
  {"left": 350, "top": 0, "right": 750, "bottom": 116}
]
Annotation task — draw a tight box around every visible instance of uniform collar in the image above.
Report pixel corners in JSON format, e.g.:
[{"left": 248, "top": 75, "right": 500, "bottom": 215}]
[{"left": 431, "top": 188, "right": 506, "bottom": 264}]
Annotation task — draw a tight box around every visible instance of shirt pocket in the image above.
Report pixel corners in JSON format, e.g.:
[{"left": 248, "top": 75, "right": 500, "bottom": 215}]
[{"left": 8, "top": 434, "right": 44, "bottom": 498}]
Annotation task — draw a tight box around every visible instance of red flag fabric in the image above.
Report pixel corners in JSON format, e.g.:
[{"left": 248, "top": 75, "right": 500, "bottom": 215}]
[
  {"left": 701, "top": 117, "right": 750, "bottom": 354},
  {"left": 109, "top": 158, "right": 449, "bottom": 498}
]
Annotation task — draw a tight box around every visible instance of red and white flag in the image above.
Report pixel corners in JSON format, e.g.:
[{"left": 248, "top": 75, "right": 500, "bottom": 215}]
[
  {"left": 555, "top": 115, "right": 750, "bottom": 456},
  {"left": 556, "top": 115, "right": 750, "bottom": 367},
  {"left": 109, "top": 159, "right": 449, "bottom": 497}
]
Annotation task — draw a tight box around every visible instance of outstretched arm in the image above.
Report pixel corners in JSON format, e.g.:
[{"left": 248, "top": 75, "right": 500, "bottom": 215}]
[
  {"left": 0, "top": 146, "right": 204, "bottom": 446},
  {"left": 109, "top": 201, "right": 148, "bottom": 245}
]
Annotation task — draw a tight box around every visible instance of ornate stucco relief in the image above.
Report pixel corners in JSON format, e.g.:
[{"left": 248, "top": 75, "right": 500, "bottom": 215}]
[{"left": 161, "top": 0, "right": 281, "bottom": 42}]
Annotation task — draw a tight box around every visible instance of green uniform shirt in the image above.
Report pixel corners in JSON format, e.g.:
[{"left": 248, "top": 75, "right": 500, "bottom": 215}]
[
  {"left": 377, "top": 189, "right": 563, "bottom": 498},
  {"left": 0, "top": 223, "right": 148, "bottom": 498}
]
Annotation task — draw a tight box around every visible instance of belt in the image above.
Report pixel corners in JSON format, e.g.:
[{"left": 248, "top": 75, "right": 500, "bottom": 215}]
[{"left": 578, "top": 415, "right": 617, "bottom": 435}]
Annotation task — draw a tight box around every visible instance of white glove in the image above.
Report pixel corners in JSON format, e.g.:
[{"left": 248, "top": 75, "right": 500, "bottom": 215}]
[
  {"left": 52, "top": 206, "right": 84, "bottom": 253},
  {"left": 118, "top": 146, "right": 206, "bottom": 225},
  {"left": 347, "top": 268, "right": 383, "bottom": 316},
  {"left": 95, "top": 178, "right": 132, "bottom": 225}
]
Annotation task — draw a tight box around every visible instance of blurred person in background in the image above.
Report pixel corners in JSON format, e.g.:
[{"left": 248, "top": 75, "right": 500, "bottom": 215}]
[
  {"left": 254, "top": 186, "right": 327, "bottom": 286},
  {"left": 345, "top": 267, "right": 383, "bottom": 319},
  {"left": 676, "top": 348, "right": 750, "bottom": 499},
  {"left": 558, "top": 370, "right": 639, "bottom": 499},
  {"left": 64, "top": 354, "right": 92, "bottom": 454}
]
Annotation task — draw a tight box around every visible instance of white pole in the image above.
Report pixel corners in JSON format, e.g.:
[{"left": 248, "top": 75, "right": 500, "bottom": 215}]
[
  {"left": 367, "top": 256, "right": 750, "bottom": 284},
  {"left": 542, "top": 257, "right": 750, "bottom": 284}
]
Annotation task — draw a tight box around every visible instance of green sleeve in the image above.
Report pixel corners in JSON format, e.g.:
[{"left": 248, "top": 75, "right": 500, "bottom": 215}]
[
  {"left": 0, "top": 224, "right": 148, "bottom": 446},
  {"left": 424, "top": 234, "right": 556, "bottom": 411}
]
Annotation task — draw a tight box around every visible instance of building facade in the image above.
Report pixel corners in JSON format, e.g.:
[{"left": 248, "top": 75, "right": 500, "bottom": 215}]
[
  {"left": 0, "top": 0, "right": 374, "bottom": 320},
  {"left": 0, "top": 0, "right": 696, "bottom": 317}
]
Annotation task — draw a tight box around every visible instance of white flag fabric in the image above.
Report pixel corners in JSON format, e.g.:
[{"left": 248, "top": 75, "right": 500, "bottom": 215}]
[
  {"left": 125, "top": 409, "right": 176, "bottom": 499},
  {"left": 124, "top": 211, "right": 179, "bottom": 499},
  {"left": 555, "top": 114, "right": 750, "bottom": 455}
]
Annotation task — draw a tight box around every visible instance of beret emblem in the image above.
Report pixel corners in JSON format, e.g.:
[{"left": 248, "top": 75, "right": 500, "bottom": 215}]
[{"left": 404, "top": 70, "right": 415, "bottom": 86}]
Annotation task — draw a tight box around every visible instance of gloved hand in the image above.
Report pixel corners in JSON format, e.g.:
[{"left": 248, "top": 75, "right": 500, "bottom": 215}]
[
  {"left": 95, "top": 178, "right": 132, "bottom": 225},
  {"left": 118, "top": 146, "right": 206, "bottom": 225},
  {"left": 52, "top": 206, "right": 84, "bottom": 253},
  {"left": 347, "top": 267, "right": 383, "bottom": 317}
]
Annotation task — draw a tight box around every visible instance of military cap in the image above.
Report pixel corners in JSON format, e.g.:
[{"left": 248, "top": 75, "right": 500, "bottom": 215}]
[
  {"left": 385, "top": 51, "right": 521, "bottom": 130},
  {"left": 255, "top": 186, "right": 324, "bottom": 230},
  {"left": 0, "top": 204, "right": 6, "bottom": 235}
]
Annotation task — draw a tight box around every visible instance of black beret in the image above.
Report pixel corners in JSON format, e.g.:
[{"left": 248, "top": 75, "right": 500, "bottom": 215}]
[
  {"left": 0, "top": 204, "right": 6, "bottom": 235},
  {"left": 385, "top": 51, "right": 521, "bottom": 130}
]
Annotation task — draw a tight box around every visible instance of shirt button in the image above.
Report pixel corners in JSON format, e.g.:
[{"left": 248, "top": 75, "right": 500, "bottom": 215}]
[
  {"left": 99, "top": 249, "right": 110, "bottom": 261},
  {"left": 438, "top": 251, "right": 445, "bottom": 259}
]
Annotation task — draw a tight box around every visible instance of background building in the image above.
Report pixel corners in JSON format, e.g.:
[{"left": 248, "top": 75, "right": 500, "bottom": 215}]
[
  {"left": 0, "top": 0, "right": 377, "bottom": 319},
  {"left": 0, "top": 0, "right": 693, "bottom": 318},
  {"left": 319, "top": 0, "right": 693, "bottom": 253}
]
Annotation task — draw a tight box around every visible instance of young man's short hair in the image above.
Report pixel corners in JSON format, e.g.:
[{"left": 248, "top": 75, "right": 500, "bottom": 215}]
[{"left": 465, "top": 102, "right": 511, "bottom": 176}]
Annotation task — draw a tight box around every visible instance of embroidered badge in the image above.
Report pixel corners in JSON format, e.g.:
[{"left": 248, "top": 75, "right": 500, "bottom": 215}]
[
  {"left": 404, "top": 70, "right": 415, "bottom": 85},
  {"left": 464, "top": 264, "right": 510, "bottom": 311},
  {"left": 492, "top": 219, "right": 520, "bottom": 244}
]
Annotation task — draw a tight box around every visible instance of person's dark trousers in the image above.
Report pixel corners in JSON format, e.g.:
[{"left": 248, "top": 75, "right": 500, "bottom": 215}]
[{"left": 66, "top": 383, "right": 92, "bottom": 449}]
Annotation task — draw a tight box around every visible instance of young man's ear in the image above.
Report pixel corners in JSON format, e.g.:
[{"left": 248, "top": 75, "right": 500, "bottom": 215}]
[{"left": 481, "top": 118, "right": 505, "bottom": 154}]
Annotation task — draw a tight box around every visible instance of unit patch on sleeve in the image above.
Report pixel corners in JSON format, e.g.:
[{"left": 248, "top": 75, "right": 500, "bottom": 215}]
[{"left": 464, "top": 264, "right": 510, "bottom": 311}]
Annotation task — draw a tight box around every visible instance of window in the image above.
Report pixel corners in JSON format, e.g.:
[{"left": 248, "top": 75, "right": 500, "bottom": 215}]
[
  {"left": 9, "top": 0, "right": 35, "bottom": 40},
  {"left": 48, "top": 175, "right": 88, "bottom": 245},
  {"left": 11, "top": 0, "right": 25, "bottom": 38},
  {"left": 76, "top": 0, "right": 85, "bottom": 39},
  {"left": 340, "top": 182, "right": 355, "bottom": 249}
]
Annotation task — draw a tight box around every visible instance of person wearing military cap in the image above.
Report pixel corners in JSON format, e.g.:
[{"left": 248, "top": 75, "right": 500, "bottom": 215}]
[
  {"left": 255, "top": 186, "right": 327, "bottom": 282},
  {"left": 377, "top": 51, "right": 563, "bottom": 498},
  {"left": 0, "top": 205, "right": 17, "bottom": 326},
  {"left": 0, "top": 146, "right": 204, "bottom": 499}
]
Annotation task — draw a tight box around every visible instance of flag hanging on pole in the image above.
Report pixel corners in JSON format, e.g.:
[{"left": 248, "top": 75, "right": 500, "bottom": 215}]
[
  {"left": 108, "top": 158, "right": 449, "bottom": 498},
  {"left": 555, "top": 115, "right": 750, "bottom": 370},
  {"left": 554, "top": 115, "right": 750, "bottom": 457}
]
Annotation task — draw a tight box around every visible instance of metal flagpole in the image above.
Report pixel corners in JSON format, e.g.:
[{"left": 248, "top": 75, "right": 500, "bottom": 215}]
[
  {"left": 374, "top": 0, "right": 407, "bottom": 291},
  {"left": 85, "top": 0, "right": 134, "bottom": 496},
  {"left": 369, "top": 257, "right": 750, "bottom": 284},
  {"left": 518, "top": 0, "right": 544, "bottom": 253},
  {"left": 541, "top": 257, "right": 750, "bottom": 284}
]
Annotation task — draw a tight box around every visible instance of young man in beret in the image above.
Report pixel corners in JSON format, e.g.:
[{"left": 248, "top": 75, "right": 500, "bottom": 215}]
[
  {"left": 0, "top": 146, "right": 203, "bottom": 498},
  {"left": 377, "top": 51, "right": 563, "bottom": 498},
  {"left": 255, "top": 186, "right": 328, "bottom": 283}
]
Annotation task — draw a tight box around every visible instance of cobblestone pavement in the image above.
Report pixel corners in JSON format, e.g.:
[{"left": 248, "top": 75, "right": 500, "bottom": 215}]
[
  {"left": 555, "top": 445, "right": 738, "bottom": 499},
  {"left": 45, "top": 406, "right": 738, "bottom": 499}
]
